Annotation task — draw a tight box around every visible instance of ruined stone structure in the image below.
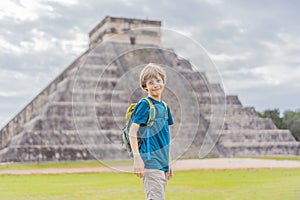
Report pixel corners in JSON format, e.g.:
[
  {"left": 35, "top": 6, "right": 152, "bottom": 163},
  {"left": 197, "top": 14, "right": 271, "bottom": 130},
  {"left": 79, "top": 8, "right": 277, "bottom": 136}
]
[{"left": 0, "top": 16, "right": 299, "bottom": 163}]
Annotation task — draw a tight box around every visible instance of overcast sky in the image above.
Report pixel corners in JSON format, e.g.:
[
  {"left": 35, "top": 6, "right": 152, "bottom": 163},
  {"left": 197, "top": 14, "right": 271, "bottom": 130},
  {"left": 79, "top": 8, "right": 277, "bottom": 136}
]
[{"left": 0, "top": 0, "right": 299, "bottom": 128}]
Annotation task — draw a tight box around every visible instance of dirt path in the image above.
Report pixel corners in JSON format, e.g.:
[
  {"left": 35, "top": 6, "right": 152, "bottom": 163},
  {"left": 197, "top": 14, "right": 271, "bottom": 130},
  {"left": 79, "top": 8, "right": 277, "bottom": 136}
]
[{"left": 1, "top": 158, "right": 300, "bottom": 175}]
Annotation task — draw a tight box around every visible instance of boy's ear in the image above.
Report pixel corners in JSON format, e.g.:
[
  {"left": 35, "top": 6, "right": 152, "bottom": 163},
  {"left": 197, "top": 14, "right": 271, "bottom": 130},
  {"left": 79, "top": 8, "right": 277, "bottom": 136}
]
[{"left": 143, "top": 86, "right": 148, "bottom": 91}]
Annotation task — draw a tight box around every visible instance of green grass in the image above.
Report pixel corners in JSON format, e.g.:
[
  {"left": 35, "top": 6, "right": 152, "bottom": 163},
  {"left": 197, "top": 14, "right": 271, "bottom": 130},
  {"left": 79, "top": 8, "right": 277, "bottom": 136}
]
[{"left": 0, "top": 169, "right": 300, "bottom": 200}]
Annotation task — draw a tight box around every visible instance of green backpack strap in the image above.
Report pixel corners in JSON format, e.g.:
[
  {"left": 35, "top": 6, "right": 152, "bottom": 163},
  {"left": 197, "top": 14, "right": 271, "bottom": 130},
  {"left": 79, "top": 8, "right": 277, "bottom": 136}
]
[
  {"left": 144, "top": 98, "right": 168, "bottom": 127},
  {"left": 125, "top": 103, "right": 137, "bottom": 127},
  {"left": 162, "top": 101, "right": 167, "bottom": 110},
  {"left": 144, "top": 98, "right": 155, "bottom": 127},
  {"left": 162, "top": 101, "right": 168, "bottom": 120}
]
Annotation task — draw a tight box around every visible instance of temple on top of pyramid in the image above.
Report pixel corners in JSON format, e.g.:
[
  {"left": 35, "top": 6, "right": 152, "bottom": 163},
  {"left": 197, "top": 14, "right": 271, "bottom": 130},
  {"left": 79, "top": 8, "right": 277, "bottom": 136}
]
[
  {"left": 0, "top": 16, "right": 299, "bottom": 163},
  {"left": 89, "top": 16, "right": 162, "bottom": 47}
]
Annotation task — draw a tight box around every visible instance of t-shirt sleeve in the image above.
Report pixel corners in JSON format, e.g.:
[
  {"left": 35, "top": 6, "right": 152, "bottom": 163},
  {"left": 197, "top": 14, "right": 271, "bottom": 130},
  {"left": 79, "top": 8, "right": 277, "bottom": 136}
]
[
  {"left": 133, "top": 100, "right": 149, "bottom": 125},
  {"left": 167, "top": 105, "right": 174, "bottom": 125}
]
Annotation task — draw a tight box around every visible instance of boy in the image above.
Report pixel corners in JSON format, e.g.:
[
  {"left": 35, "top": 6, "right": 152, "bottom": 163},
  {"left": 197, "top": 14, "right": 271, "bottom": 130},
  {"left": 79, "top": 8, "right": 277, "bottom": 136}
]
[{"left": 129, "top": 63, "right": 174, "bottom": 200}]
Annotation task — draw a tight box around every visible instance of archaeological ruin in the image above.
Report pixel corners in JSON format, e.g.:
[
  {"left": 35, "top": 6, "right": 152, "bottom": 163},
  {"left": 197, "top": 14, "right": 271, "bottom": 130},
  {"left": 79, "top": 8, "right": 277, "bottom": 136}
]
[{"left": 0, "top": 16, "right": 299, "bottom": 163}]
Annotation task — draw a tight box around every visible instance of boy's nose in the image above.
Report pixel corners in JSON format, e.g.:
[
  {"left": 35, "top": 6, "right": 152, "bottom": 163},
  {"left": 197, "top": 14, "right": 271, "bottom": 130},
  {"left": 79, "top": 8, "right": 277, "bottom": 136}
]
[{"left": 153, "top": 83, "right": 160, "bottom": 88}]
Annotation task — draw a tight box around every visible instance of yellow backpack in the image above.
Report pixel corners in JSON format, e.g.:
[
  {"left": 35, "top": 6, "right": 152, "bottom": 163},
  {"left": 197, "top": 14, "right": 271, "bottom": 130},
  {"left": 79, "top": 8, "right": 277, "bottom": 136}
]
[{"left": 121, "top": 97, "right": 167, "bottom": 156}]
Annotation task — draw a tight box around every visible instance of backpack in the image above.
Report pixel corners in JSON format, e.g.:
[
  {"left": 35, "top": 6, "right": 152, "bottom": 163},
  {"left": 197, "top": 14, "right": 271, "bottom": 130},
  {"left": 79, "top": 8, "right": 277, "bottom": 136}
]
[{"left": 121, "top": 97, "right": 167, "bottom": 156}]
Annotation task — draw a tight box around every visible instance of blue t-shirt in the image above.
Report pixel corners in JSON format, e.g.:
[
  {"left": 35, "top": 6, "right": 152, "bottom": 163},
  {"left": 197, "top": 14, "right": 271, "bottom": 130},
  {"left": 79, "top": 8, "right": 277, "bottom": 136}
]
[{"left": 133, "top": 96, "right": 174, "bottom": 172}]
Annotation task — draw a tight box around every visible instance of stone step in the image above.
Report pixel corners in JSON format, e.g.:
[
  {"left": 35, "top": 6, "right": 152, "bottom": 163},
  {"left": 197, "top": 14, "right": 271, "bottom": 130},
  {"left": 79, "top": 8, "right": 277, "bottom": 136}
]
[
  {"left": 76, "top": 64, "right": 120, "bottom": 78},
  {"left": 219, "top": 141, "right": 300, "bottom": 156},
  {"left": 10, "top": 130, "right": 123, "bottom": 146},
  {"left": 195, "top": 92, "right": 226, "bottom": 98},
  {"left": 177, "top": 70, "right": 208, "bottom": 85},
  {"left": 221, "top": 141, "right": 300, "bottom": 148},
  {"left": 73, "top": 89, "right": 126, "bottom": 95},
  {"left": 225, "top": 107, "right": 258, "bottom": 116},
  {"left": 199, "top": 108, "right": 258, "bottom": 123},
  {"left": 221, "top": 129, "right": 292, "bottom": 135},
  {"left": 197, "top": 96, "right": 226, "bottom": 105},
  {"left": 21, "top": 129, "right": 121, "bottom": 136},
  {"left": 222, "top": 117, "right": 276, "bottom": 130},
  {"left": 40, "top": 116, "right": 124, "bottom": 130},
  {"left": 223, "top": 114, "right": 261, "bottom": 120},
  {"left": 47, "top": 101, "right": 128, "bottom": 117},
  {"left": 0, "top": 143, "right": 129, "bottom": 162},
  {"left": 175, "top": 58, "right": 193, "bottom": 69},
  {"left": 72, "top": 89, "right": 128, "bottom": 102},
  {"left": 219, "top": 129, "right": 297, "bottom": 143},
  {"left": 48, "top": 75, "right": 123, "bottom": 102},
  {"left": 200, "top": 104, "right": 247, "bottom": 113},
  {"left": 190, "top": 83, "right": 210, "bottom": 93},
  {"left": 84, "top": 52, "right": 112, "bottom": 65},
  {"left": 200, "top": 104, "right": 242, "bottom": 110},
  {"left": 70, "top": 76, "right": 119, "bottom": 90},
  {"left": 226, "top": 95, "right": 242, "bottom": 105}
]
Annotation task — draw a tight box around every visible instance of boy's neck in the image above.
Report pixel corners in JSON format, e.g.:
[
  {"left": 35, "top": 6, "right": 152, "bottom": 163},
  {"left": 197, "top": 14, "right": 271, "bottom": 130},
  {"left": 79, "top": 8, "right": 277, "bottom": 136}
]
[{"left": 148, "top": 94, "right": 161, "bottom": 102}]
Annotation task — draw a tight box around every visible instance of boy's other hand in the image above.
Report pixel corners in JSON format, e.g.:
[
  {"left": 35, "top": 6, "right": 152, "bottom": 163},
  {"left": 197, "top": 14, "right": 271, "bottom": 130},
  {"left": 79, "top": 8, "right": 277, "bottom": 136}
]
[
  {"left": 133, "top": 154, "right": 144, "bottom": 178},
  {"left": 166, "top": 168, "right": 173, "bottom": 180}
]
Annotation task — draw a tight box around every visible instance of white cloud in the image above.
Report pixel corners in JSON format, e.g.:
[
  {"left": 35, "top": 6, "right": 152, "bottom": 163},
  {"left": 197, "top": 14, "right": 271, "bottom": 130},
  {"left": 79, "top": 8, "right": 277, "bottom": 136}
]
[
  {"left": 44, "top": 0, "right": 79, "bottom": 6},
  {"left": 0, "top": 26, "right": 86, "bottom": 57},
  {"left": 0, "top": 69, "right": 53, "bottom": 94},
  {"left": 209, "top": 52, "right": 252, "bottom": 62},
  {"left": 20, "top": 28, "right": 54, "bottom": 52},
  {"left": 220, "top": 68, "right": 259, "bottom": 91},
  {"left": 252, "top": 66, "right": 282, "bottom": 85},
  {"left": 219, "top": 19, "right": 246, "bottom": 33},
  {"left": 0, "top": 0, "right": 37, "bottom": 21},
  {"left": 0, "top": 0, "right": 70, "bottom": 22},
  {"left": 220, "top": 63, "right": 300, "bottom": 93},
  {"left": 0, "top": 36, "right": 22, "bottom": 54},
  {"left": 0, "top": 91, "right": 19, "bottom": 97},
  {"left": 0, "top": 28, "right": 58, "bottom": 54},
  {"left": 252, "top": 64, "right": 300, "bottom": 86},
  {"left": 219, "top": 19, "right": 241, "bottom": 27},
  {"left": 259, "top": 33, "right": 300, "bottom": 58},
  {"left": 0, "top": 0, "right": 44, "bottom": 21},
  {"left": 60, "top": 27, "right": 88, "bottom": 55},
  {"left": 198, "top": 0, "right": 223, "bottom": 5}
]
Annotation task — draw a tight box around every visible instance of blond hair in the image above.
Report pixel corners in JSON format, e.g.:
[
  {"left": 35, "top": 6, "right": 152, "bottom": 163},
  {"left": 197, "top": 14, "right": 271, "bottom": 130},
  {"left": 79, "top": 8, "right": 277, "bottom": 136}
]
[{"left": 139, "top": 63, "right": 166, "bottom": 91}]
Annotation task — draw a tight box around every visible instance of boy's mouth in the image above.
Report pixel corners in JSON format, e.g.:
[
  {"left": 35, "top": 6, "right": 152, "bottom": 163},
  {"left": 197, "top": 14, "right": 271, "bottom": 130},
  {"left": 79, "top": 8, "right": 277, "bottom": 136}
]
[{"left": 152, "top": 89, "right": 161, "bottom": 92}]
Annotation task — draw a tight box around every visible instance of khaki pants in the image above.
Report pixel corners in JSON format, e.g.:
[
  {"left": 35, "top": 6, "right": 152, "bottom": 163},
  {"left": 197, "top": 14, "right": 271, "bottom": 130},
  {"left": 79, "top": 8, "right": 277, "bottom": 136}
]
[{"left": 142, "top": 169, "right": 167, "bottom": 200}]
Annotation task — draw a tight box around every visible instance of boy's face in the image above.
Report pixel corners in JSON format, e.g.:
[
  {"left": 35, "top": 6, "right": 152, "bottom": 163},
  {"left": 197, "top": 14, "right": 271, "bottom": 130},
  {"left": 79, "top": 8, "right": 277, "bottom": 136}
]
[{"left": 145, "top": 76, "right": 164, "bottom": 99}]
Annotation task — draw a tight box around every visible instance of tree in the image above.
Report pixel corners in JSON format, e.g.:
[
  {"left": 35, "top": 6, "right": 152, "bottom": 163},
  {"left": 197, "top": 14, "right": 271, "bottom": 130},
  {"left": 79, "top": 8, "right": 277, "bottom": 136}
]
[
  {"left": 259, "top": 109, "right": 284, "bottom": 129},
  {"left": 283, "top": 110, "right": 300, "bottom": 141}
]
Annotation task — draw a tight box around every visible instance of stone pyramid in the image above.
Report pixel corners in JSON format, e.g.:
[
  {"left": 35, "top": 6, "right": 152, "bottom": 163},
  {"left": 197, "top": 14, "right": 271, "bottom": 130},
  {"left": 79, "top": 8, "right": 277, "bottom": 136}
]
[{"left": 0, "top": 16, "right": 299, "bottom": 163}]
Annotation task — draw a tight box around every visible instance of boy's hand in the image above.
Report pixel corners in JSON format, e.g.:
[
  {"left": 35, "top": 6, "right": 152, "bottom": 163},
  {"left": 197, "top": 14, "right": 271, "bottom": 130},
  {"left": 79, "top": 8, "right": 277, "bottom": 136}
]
[
  {"left": 133, "top": 154, "right": 144, "bottom": 178},
  {"left": 166, "top": 168, "right": 173, "bottom": 180}
]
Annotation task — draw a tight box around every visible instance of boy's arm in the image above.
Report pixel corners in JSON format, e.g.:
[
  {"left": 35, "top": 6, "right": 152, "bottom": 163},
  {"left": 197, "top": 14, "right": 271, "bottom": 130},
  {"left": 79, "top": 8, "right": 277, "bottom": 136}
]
[
  {"left": 129, "top": 122, "right": 144, "bottom": 178},
  {"left": 167, "top": 128, "right": 173, "bottom": 180}
]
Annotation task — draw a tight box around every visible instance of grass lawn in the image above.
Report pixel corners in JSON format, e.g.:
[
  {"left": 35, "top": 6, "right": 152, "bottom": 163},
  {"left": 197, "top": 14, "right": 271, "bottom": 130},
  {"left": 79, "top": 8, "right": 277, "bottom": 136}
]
[{"left": 0, "top": 168, "right": 299, "bottom": 200}]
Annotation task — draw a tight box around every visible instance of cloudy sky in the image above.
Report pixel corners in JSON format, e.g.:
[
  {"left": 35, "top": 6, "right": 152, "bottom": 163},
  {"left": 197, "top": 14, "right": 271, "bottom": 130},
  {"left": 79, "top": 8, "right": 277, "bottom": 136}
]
[{"left": 0, "top": 0, "right": 299, "bottom": 128}]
